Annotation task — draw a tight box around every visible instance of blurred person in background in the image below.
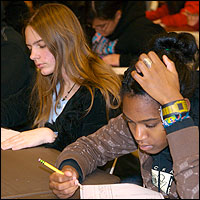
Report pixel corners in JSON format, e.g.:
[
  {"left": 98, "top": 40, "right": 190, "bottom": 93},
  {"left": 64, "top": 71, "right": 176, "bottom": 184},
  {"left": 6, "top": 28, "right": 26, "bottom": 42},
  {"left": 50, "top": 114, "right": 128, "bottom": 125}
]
[
  {"left": 2, "top": 1, "right": 31, "bottom": 34},
  {"left": 145, "top": 1, "right": 199, "bottom": 31},
  {"left": 1, "top": 2, "right": 36, "bottom": 131},
  {"left": 87, "top": 1, "right": 165, "bottom": 67}
]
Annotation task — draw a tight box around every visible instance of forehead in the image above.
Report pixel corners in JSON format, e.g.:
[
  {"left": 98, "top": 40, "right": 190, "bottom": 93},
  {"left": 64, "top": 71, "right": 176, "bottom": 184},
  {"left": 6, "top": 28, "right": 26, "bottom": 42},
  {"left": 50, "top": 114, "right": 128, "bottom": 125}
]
[
  {"left": 25, "top": 26, "right": 42, "bottom": 43},
  {"left": 92, "top": 18, "right": 110, "bottom": 25},
  {"left": 123, "top": 95, "right": 160, "bottom": 120}
]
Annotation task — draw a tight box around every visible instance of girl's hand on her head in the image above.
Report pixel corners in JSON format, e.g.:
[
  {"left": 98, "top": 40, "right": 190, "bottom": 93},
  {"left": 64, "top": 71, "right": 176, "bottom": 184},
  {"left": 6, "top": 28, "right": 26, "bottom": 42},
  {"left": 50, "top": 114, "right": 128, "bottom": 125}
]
[
  {"left": 49, "top": 165, "right": 80, "bottom": 199},
  {"left": 131, "top": 51, "right": 183, "bottom": 105},
  {"left": 1, "top": 127, "right": 56, "bottom": 150}
]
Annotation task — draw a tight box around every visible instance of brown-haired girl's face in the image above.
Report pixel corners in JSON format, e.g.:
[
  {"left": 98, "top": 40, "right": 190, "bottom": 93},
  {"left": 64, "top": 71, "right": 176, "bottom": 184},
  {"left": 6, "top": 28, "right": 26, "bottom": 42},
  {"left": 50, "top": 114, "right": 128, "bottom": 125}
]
[
  {"left": 122, "top": 94, "right": 168, "bottom": 154},
  {"left": 25, "top": 25, "right": 56, "bottom": 76}
]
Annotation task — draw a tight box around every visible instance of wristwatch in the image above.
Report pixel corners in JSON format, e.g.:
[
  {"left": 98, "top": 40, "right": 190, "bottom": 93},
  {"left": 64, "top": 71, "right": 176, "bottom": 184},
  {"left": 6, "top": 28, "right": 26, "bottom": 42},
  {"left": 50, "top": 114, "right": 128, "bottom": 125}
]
[{"left": 162, "top": 99, "right": 189, "bottom": 119}]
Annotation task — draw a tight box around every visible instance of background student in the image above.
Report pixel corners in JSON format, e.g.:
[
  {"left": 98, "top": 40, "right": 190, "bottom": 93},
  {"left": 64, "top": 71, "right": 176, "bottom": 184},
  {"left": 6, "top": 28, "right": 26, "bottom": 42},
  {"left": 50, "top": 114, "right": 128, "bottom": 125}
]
[
  {"left": 1, "top": 3, "right": 121, "bottom": 151},
  {"left": 2, "top": 1, "right": 31, "bottom": 34},
  {"left": 87, "top": 1, "right": 165, "bottom": 67},
  {"left": 1, "top": 2, "right": 35, "bottom": 131},
  {"left": 48, "top": 32, "right": 199, "bottom": 199},
  {"left": 145, "top": 1, "right": 199, "bottom": 30}
]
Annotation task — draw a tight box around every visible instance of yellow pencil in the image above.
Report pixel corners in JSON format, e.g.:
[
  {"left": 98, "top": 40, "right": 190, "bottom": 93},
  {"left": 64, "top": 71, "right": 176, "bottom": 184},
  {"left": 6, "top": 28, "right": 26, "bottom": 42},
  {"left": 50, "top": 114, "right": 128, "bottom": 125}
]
[
  {"left": 38, "top": 158, "right": 64, "bottom": 174},
  {"left": 38, "top": 158, "right": 82, "bottom": 187},
  {"left": 109, "top": 158, "right": 118, "bottom": 174}
]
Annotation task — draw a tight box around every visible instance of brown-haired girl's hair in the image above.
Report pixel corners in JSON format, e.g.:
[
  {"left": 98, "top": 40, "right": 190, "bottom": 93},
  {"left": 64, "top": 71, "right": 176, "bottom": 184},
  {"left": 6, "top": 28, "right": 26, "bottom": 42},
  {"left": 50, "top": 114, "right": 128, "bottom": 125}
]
[{"left": 25, "top": 3, "right": 121, "bottom": 127}]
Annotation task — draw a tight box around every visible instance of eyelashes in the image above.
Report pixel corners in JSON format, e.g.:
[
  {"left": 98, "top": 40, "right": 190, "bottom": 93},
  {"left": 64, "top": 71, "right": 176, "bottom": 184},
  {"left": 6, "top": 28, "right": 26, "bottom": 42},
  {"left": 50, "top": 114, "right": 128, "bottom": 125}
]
[
  {"left": 39, "top": 44, "right": 46, "bottom": 48},
  {"left": 122, "top": 114, "right": 159, "bottom": 129},
  {"left": 145, "top": 124, "right": 156, "bottom": 128},
  {"left": 26, "top": 44, "right": 47, "bottom": 53}
]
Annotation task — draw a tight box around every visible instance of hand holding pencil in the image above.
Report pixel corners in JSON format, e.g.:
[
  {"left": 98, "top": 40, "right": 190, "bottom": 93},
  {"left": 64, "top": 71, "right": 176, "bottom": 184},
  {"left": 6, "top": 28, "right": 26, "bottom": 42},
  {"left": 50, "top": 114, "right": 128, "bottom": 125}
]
[
  {"left": 38, "top": 158, "right": 81, "bottom": 187},
  {"left": 39, "top": 158, "right": 81, "bottom": 199}
]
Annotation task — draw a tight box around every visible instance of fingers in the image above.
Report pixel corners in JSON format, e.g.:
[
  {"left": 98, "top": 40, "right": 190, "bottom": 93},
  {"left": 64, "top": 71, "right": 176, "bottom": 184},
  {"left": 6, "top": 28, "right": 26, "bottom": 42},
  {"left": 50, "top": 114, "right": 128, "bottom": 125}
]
[
  {"left": 132, "top": 52, "right": 154, "bottom": 86},
  {"left": 162, "top": 55, "right": 177, "bottom": 73},
  {"left": 147, "top": 51, "right": 168, "bottom": 72},
  {"left": 49, "top": 176, "right": 76, "bottom": 190},
  {"left": 49, "top": 171, "right": 78, "bottom": 199},
  {"left": 2, "top": 142, "right": 26, "bottom": 150},
  {"left": 1, "top": 130, "right": 45, "bottom": 150},
  {"left": 131, "top": 70, "right": 144, "bottom": 86},
  {"left": 11, "top": 142, "right": 27, "bottom": 150},
  {"left": 137, "top": 51, "right": 173, "bottom": 74},
  {"left": 162, "top": 54, "right": 179, "bottom": 91},
  {"left": 143, "top": 58, "right": 152, "bottom": 69},
  {"left": 50, "top": 180, "right": 77, "bottom": 199},
  {"left": 102, "top": 54, "right": 120, "bottom": 66},
  {"left": 133, "top": 52, "right": 156, "bottom": 81},
  {"left": 135, "top": 57, "right": 149, "bottom": 76},
  {"left": 132, "top": 51, "right": 182, "bottom": 105},
  {"left": 1, "top": 135, "right": 21, "bottom": 150},
  {"left": 1, "top": 133, "right": 29, "bottom": 150},
  {"left": 136, "top": 52, "right": 158, "bottom": 75},
  {"left": 49, "top": 169, "right": 73, "bottom": 182}
]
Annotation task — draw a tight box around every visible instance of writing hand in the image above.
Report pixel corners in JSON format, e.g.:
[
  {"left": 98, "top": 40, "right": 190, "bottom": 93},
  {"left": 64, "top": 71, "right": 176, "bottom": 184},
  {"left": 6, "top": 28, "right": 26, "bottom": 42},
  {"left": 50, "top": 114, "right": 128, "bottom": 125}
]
[
  {"left": 1, "top": 127, "right": 56, "bottom": 150},
  {"left": 153, "top": 19, "right": 161, "bottom": 24},
  {"left": 102, "top": 54, "right": 120, "bottom": 66},
  {"left": 49, "top": 165, "right": 80, "bottom": 199},
  {"left": 183, "top": 10, "right": 199, "bottom": 27},
  {"left": 132, "top": 51, "right": 183, "bottom": 105},
  {"left": 153, "top": 19, "right": 165, "bottom": 27}
]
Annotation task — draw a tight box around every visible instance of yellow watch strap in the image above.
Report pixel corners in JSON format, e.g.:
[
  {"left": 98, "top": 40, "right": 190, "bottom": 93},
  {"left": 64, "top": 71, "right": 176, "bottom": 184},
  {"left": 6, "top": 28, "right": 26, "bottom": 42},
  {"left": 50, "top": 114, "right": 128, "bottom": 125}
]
[{"left": 162, "top": 99, "right": 189, "bottom": 117}]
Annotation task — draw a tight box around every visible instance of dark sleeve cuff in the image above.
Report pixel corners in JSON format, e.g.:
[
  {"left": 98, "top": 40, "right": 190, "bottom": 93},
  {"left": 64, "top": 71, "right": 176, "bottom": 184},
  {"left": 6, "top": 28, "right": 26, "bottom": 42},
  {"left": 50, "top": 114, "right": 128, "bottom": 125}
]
[
  {"left": 165, "top": 117, "right": 195, "bottom": 135},
  {"left": 119, "top": 54, "right": 134, "bottom": 67},
  {"left": 45, "top": 122, "right": 56, "bottom": 132},
  {"left": 58, "top": 159, "right": 83, "bottom": 183}
]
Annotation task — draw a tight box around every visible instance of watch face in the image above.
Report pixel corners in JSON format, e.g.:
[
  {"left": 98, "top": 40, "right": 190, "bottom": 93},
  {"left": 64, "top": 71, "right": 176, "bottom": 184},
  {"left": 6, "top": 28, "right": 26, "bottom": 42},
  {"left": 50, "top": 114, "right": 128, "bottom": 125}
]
[
  {"left": 162, "top": 100, "right": 189, "bottom": 119},
  {"left": 177, "top": 102, "right": 184, "bottom": 110}
]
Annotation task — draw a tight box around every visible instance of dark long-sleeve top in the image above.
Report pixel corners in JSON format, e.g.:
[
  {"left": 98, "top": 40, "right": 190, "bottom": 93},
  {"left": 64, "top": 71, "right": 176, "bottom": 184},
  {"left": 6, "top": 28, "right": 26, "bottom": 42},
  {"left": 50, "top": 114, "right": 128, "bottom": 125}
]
[
  {"left": 1, "top": 22, "right": 36, "bottom": 131},
  {"left": 44, "top": 86, "right": 121, "bottom": 151}
]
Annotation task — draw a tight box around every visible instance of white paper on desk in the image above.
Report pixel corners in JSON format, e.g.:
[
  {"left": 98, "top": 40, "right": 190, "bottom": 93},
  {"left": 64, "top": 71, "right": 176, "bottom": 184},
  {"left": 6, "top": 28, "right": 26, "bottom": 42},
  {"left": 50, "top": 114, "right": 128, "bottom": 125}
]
[
  {"left": 80, "top": 183, "right": 164, "bottom": 199},
  {"left": 1, "top": 128, "right": 20, "bottom": 143}
]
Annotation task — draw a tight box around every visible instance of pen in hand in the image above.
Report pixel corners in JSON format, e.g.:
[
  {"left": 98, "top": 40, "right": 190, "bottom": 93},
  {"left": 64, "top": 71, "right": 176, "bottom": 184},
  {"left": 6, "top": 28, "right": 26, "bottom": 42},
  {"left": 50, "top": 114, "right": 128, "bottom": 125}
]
[{"left": 38, "top": 158, "right": 82, "bottom": 188}]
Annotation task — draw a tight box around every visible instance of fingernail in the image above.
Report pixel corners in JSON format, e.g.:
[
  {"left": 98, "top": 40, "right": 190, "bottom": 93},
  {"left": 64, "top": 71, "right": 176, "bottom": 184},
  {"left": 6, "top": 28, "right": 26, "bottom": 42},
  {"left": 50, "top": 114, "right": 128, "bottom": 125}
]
[
  {"left": 75, "top": 179, "right": 78, "bottom": 185},
  {"left": 131, "top": 71, "right": 136, "bottom": 77}
]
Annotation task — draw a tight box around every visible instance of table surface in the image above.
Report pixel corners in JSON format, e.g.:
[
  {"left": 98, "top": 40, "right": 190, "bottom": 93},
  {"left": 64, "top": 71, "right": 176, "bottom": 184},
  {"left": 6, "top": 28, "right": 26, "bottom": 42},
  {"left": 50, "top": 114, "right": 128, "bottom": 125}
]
[
  {"left": 1, "top": 147, "right": 120, "bottom": 199},
  {"left": 164, "top": 25, "right": 198, "bottom": 32},
  {"left": 112, "top": 67, "right": 128, "bottom": 75}
]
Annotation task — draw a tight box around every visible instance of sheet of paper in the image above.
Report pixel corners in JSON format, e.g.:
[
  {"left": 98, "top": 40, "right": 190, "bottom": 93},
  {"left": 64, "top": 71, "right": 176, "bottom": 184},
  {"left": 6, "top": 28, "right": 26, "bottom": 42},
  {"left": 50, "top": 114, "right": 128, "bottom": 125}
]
[
  {"left": 80, "top": 183, "right": 164, "bottom": 199},
  {"left": 1, "top": 128, "right": 20, "bottom": 143}
]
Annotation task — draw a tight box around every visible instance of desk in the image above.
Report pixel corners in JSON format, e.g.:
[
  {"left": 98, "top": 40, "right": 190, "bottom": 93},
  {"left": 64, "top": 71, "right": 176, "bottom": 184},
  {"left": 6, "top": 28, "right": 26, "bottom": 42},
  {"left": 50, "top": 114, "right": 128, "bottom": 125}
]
[
  {"left": 112, "top": 67, "right": 128, "bottom": 76},
  {"left": 1, "top": 147, "right": 120, "bottom": 199},
  {"left": 165, "top": 26, "right": 198, "bottom": 32}
]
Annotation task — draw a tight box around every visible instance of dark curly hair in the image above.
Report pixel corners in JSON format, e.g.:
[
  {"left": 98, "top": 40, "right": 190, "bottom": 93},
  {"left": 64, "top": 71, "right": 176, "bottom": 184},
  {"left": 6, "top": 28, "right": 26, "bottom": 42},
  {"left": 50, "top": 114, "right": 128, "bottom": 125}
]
[{"left": 121, "top": 32, "right": 199, "bottom": 101}]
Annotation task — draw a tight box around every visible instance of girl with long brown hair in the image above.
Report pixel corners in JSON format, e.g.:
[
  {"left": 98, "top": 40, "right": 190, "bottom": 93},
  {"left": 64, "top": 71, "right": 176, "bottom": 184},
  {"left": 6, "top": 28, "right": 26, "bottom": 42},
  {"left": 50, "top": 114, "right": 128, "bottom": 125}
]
[{"left": 1, "top": 3, "right": 121, "bottom": 151}]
